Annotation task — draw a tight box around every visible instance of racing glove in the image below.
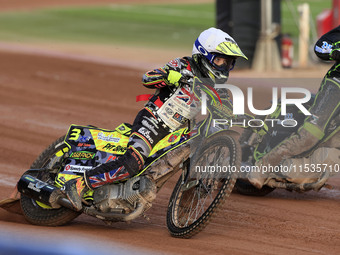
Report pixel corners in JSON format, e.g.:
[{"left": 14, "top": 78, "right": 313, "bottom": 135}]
[{"left": 166, "top": 70, "right": 182, "bottom": 87}]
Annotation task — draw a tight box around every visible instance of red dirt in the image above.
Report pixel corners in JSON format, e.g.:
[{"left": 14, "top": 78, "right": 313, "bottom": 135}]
[{"left": 0, "top": 49, "right": 339, "bottom": 255}]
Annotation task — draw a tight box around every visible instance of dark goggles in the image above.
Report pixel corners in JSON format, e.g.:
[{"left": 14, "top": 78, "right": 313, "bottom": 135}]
[{"left": 211, "top": 53, "right": 236, "bottom": 72}]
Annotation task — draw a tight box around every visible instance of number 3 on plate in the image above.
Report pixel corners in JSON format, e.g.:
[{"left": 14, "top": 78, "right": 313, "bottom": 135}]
[{"left": 69, "top": 128, "right": 81, "bottom": 141}]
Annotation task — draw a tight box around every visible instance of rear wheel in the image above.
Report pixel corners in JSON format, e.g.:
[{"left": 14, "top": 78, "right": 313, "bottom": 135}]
[
  {"left": 166, "top": 133, "right": 240, "bottom": 238},
  {"left": 20, "top": 136, "right": 80, "bottom": 226}
]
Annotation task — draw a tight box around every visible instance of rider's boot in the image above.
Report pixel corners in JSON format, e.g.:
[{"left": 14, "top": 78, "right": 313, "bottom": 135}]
[
  {"left": 280, "top": 147, "right": 340, "bottom": 183},
  {"left": 248, "top": 127, "right": 320, "bottom": 189},
  {"left": 247, "top": 165, "right": 269, "bottom": 189},
  {"left": 62, "top": 177, "right": 90, "bottom": 211}
]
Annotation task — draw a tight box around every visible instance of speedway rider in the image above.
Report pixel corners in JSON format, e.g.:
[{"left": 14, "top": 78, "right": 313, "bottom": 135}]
[
  {"left": 248, "top": 26, "right": 340, "bottom": 189},
  {"left": 63, "top": 27, "right": 248, "bottom": 211}
]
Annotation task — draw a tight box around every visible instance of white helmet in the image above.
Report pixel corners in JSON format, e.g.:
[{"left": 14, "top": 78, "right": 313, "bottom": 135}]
[{"left": 192, "top": 27, "right": 248, "bottom": 83}]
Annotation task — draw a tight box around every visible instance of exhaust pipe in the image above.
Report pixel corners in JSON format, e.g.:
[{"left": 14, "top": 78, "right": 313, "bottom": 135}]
[{"left": 17, "top": 175, "right": 74, "bottom": 209}]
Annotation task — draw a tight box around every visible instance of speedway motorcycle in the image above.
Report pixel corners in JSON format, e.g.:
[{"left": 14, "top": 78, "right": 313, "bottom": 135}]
[
  {"left": 14, "top": 77, "right": 240, "bottom": 238},
  {"left": 235, "top": 97, "right": 340, "bottom": 196}
]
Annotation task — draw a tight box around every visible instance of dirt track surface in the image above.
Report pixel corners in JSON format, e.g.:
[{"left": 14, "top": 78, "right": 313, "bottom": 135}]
[{"left": 0, "top": 49, "right": 339, "bottom": 254}]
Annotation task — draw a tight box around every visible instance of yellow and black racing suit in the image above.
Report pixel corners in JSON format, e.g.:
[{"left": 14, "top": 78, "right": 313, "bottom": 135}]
[{"left": 85, "top": 57, "right": 201, "bottom": 188}]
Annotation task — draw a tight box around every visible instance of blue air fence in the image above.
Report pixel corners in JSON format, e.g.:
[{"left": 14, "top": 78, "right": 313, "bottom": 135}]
[{"left": 0, "top": 228, "right": 153, "bottom": 255}]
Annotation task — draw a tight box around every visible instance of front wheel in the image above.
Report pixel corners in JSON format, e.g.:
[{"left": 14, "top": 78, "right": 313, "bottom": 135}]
[
  {"left": 166, "top": 132, "right": 240, "bottom": 238},
  {"left": 20, "top": 136, "right": 80, "bottom": 226}
]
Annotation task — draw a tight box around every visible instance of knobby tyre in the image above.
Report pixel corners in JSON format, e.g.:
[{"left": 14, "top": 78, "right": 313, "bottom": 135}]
[
  {"left": 20, "top": 136, "right": 80, "bottom": 226},
  {"left": 166, "top": 132, "right": 240, "bottom": 238}
]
